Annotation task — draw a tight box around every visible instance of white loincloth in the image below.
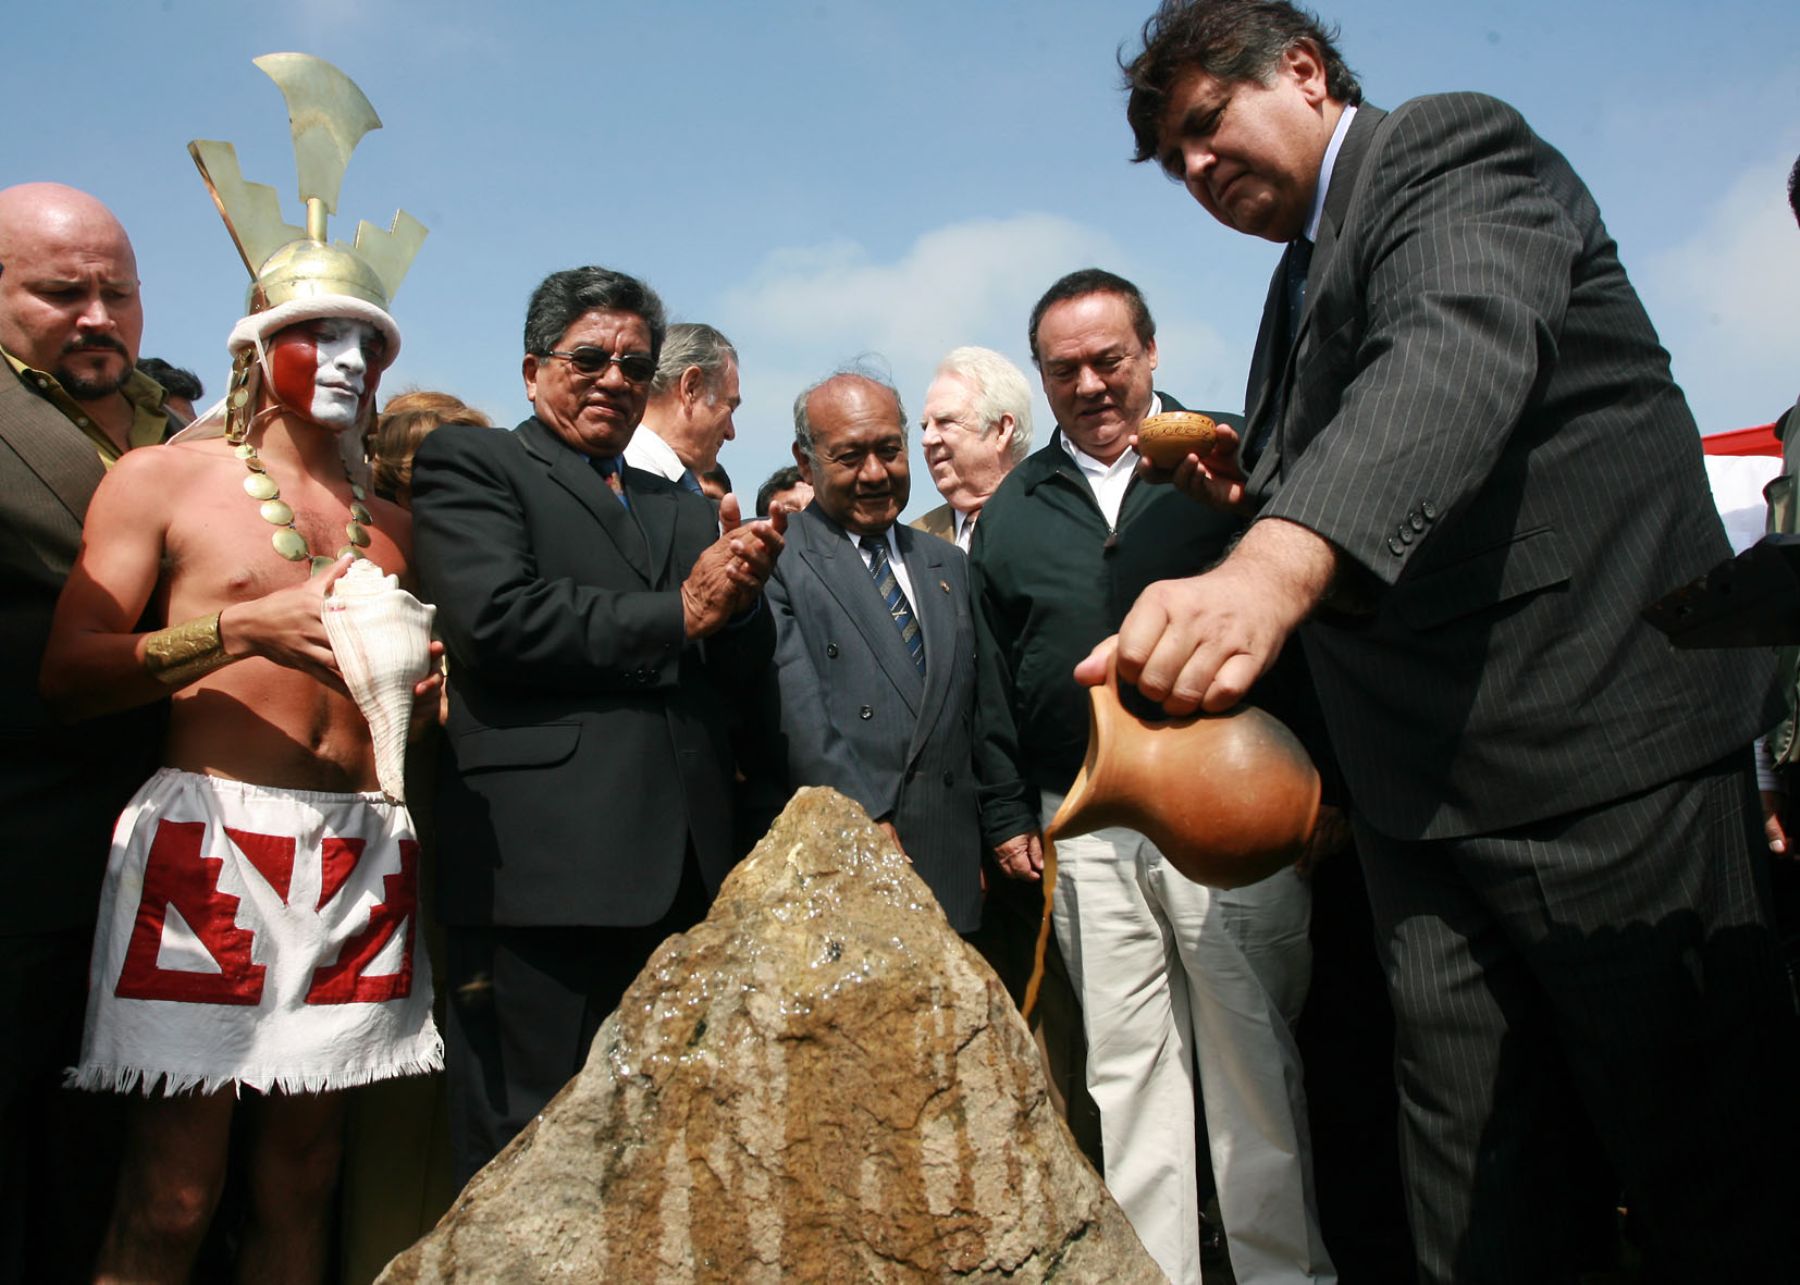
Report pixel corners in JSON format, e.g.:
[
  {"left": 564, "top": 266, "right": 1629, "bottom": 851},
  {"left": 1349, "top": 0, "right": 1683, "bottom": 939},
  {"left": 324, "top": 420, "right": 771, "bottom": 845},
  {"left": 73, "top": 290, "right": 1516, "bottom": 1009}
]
[{"left": 70, "top": 768, "right": 442, "bottom": 1096}]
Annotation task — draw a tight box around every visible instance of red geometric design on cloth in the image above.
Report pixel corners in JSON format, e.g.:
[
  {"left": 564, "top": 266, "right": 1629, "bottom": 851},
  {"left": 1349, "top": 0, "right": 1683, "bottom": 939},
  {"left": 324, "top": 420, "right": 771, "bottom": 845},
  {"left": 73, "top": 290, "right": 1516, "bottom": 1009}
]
[
  {"left": 318, "top": 835, "right": 364, "bottom": 910},
  {"left": 305, "top": 839, "right": 419, "bottom": 1005},
  {"left": 115, "top": 819, "right": 266, "bottom": 1005},
  {"left": 225, "top": 826, "right": 295, "bottom": 905}
]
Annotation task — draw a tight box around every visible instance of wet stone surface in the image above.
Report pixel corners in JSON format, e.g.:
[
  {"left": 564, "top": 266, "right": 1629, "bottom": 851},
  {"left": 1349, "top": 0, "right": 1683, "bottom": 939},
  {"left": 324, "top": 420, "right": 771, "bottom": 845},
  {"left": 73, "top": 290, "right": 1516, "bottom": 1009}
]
[{"left": 378, "top": 787, "right": 1163, "bottom": 1283}]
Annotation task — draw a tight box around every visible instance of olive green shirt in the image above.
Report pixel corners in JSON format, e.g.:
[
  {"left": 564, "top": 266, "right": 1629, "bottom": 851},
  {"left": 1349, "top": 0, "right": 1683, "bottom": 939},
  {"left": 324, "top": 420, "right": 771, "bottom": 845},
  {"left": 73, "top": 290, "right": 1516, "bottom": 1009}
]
[{"left": 1, "top": 345, "right": 172, "bottom": 466}]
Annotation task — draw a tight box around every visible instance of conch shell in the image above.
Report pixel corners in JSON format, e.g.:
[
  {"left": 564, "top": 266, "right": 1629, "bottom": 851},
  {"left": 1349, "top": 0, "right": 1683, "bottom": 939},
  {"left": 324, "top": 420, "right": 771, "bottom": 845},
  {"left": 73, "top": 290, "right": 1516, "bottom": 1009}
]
[{"left": 323, "top": 559, "right": 436, "bottom": 803}]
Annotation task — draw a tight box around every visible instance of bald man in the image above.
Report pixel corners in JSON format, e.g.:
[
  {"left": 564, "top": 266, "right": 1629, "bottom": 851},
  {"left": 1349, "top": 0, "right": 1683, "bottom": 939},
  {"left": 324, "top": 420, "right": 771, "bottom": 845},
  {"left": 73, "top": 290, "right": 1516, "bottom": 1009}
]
[{"left": 0, "top": 183, "right": 175, "bottom": 1279}]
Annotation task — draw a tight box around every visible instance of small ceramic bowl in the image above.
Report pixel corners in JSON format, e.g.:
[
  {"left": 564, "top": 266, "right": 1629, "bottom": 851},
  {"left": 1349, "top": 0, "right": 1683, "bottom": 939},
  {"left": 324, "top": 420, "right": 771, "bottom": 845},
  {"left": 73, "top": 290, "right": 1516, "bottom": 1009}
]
[{"left": 1136, "top": 410, "right": 1219, "bottom": 470}]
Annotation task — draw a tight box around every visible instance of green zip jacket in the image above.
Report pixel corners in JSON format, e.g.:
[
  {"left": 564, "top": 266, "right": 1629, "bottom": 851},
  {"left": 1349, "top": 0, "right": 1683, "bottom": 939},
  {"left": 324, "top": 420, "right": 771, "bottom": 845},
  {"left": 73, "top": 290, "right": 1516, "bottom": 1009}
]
[{"left": 971, "top": 399, "right": 1255, "bottom": 847}]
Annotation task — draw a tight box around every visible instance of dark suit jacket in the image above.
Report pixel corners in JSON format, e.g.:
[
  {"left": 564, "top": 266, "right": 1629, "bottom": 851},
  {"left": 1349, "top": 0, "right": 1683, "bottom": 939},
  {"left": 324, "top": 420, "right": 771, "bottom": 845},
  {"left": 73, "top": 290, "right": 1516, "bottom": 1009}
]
[
  {"left": 0, "top": 370, "right": 161, "bottom": 933},
  {"left": 411, "top": 417, "right": 774, "bottom": 928},
  {"left": 1242, "top": 94, "right": 1774, "bottom": 840},
  {"left": 764, "top": 505, "right": 982, "bottom": 931}
]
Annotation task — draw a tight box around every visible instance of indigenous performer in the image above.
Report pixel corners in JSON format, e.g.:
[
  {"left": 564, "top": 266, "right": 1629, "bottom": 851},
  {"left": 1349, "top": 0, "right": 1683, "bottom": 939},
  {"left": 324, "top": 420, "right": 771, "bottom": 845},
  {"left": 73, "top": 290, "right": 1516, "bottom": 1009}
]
[{"left": 40, "top": 54, "right": 440, "bottom": 1282}]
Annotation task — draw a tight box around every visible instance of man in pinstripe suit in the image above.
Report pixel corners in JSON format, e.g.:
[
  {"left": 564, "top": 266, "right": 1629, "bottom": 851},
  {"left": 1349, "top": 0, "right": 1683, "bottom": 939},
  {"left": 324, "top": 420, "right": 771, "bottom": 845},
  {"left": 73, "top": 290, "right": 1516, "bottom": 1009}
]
[{"left": 1096, "top": 2, "right": 1799, "bottom": 1279}]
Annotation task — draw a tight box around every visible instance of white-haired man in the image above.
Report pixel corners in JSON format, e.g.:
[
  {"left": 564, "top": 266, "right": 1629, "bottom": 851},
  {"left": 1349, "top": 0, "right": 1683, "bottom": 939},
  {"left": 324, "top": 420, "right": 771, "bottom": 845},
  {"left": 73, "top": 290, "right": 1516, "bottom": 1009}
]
[
  {"left": 910, "top": 346, "right": 1032, "bottom": 551},
  {"left": 625, "top": 321, "right": 740, "bottom": 492}
]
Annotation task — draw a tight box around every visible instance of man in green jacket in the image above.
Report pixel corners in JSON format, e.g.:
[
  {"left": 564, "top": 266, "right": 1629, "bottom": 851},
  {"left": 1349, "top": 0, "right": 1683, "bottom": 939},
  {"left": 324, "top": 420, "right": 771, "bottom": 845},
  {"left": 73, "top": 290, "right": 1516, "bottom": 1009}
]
[{"left": 972, "top": 267, "right": 1330, "bottom": 1285}]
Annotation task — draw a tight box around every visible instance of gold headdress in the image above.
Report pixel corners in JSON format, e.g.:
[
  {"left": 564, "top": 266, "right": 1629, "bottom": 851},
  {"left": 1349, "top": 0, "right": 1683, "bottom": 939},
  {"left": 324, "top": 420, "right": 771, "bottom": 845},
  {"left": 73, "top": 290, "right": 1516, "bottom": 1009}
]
[{"left": 189, "top": 53, "right": 426, "bottom": 442}]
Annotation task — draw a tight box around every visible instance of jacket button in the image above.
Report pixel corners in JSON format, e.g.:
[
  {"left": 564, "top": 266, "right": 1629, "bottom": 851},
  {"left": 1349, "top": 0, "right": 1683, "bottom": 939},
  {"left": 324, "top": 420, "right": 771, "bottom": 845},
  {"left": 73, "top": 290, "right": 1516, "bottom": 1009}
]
[
  {"left": 1387, "top": 536, "right": 1405, "bottom": 556},
  {"left": 1409, "top": 513, "right": 1425, "bottom": 532},
  {"left": 1399, "top": 526, "right": 1414, "bottom": 544},
  {"left": 1420, "top": 500, "right": 1437, "bottom": 520},
  {"left": 942, "top": 771, "right": 955, "bottom": 787},
  {"left": 859, "top": 705, "right": 873, "bottom": 720},
  {"left": 826, "top": 643, "right": 839, "bottom": 658}
]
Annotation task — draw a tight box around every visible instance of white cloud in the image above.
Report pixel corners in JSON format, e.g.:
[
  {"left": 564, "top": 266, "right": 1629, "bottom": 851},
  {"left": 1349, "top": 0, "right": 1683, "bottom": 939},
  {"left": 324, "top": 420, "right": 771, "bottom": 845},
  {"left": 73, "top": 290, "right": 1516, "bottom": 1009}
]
[
  {"left": 712, "top": 213, "right": 1241, "bottom": 511},
  {"left": 1640, "top": 152, "right": 1800, "bottom": 433}
]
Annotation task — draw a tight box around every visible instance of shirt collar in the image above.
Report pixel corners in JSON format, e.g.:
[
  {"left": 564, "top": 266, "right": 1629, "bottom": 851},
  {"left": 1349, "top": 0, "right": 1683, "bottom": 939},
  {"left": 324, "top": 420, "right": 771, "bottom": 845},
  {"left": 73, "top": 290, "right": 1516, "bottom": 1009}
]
[
  {"left": 622, "top": 423, "right": 686, "bottom": 482},
  {"left": 843, "top": 524, "right": 899, "bottom": 559},
  {"left": 3, "top": 345, "right": 170, "bottom": 465},
  {"left": 1303, "top": 104, "right": 1357, "bottom": 243}
]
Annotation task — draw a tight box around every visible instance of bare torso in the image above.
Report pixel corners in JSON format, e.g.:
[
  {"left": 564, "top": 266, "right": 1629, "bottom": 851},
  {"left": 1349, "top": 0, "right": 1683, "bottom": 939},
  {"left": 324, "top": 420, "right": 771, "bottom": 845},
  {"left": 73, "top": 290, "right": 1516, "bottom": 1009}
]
[{"left": 155, "top": 436, "right": 416, "bottom": 792}]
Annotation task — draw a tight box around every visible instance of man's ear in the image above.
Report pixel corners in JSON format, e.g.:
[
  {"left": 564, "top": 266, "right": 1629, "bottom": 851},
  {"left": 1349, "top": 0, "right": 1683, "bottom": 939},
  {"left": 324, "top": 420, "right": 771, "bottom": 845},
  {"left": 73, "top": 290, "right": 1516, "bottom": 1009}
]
[
  {"left": 522, "top": 353, "right": 540, "bottom": 405},
  {"left": 793, "top": 442, "right": 815, "bottom": 484},
  {"left": 679, "top": 364, "right": 707, "bottom": 408},
  {"left": 1145, "top": 338, "right": 1159, "bottom": 375},
  {"left": 991, "top": 413, "right": 1017, "bottom": 454},
  {"left": 1284, "top": 39, "right": 1330, "bottom": 107}
]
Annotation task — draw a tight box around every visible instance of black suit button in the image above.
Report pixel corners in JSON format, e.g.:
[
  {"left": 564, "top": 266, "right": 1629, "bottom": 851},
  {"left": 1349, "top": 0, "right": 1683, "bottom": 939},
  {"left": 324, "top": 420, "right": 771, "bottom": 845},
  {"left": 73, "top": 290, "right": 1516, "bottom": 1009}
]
[
  {"left": 859, "top": 705, "right": 873, "bottom": 720},
  {"left": 826, "top": 642, "right": 839, "bottom": 658},
  {"left": 942, "top": 771, "right": 955, "bottom": 787},
  {"left": 1387, "top": 536, "right": 1404, "bottom": 555},
  {"left": 1421, "top": 500, "right": 1437, "bottom": 520},
  {"left": 1409, "top": 513, "right": 1426, "bottom": 532},
  {"left": 1399, "top": 526, "right": 1414, "bottom": 545}
]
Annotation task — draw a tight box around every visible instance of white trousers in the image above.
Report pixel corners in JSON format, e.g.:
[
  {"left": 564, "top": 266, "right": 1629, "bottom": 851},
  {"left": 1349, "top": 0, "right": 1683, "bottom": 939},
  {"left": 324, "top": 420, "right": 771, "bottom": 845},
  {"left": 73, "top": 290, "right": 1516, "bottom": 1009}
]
[{"left": 1042, "top": 793, "right": 1334, "bottom": 1285}]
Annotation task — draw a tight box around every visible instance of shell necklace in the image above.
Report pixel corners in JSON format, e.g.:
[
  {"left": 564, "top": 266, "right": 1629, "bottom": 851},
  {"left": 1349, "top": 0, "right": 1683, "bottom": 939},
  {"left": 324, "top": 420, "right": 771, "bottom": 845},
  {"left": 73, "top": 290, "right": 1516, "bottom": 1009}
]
[{"left": 228, "top": 422, "right": 374, "bottom": 575}]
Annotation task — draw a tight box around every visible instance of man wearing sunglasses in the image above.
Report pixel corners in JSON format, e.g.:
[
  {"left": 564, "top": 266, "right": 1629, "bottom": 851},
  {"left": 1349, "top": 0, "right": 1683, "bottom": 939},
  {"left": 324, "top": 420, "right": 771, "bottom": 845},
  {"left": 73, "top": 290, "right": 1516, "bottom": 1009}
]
[{"left": 410, "top": 266, "right": 786, "bottom": 1183}]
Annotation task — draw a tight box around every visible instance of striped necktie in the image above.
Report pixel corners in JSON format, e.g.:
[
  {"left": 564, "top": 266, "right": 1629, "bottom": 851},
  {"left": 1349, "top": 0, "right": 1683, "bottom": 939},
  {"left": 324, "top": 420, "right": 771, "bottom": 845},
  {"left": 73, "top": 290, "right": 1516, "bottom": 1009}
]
[{"left": 859, "top": 534, "right": 926, "bottom": 676}]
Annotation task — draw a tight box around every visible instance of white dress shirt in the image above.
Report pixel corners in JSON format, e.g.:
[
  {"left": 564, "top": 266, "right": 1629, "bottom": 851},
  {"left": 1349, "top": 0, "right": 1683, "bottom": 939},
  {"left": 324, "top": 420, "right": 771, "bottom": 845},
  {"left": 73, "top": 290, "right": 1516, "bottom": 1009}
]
[
  {"left": 622, "top": 425, "right": 687, "bottom": 483},
  {"left": 1057, "top": 394, "right": 1163, "bottom": 528}
]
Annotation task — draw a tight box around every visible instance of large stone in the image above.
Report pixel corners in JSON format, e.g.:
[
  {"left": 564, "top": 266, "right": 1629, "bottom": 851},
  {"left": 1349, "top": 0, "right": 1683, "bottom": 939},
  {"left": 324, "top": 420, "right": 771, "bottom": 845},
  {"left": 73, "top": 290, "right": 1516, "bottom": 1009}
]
[{"left": 380, "top": 787, "right": 1163, "bottom": 1282}]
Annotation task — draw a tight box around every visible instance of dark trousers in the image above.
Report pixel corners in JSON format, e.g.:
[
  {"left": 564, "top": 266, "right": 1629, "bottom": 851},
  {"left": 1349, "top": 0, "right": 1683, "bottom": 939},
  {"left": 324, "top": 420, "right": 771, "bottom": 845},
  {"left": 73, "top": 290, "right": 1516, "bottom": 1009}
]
[
  {"left": 444, "top": 853, "right": 709, "bottom": 1187},
  {"left": 1358, "top": 753, "right": 1800, "bottom": 1284},
  {"left": 0, "top": 926, "right": 125, "bottom": 1284},
  {"left": 1296, "top": 844, "right": 1415, "bottom": 1283}
]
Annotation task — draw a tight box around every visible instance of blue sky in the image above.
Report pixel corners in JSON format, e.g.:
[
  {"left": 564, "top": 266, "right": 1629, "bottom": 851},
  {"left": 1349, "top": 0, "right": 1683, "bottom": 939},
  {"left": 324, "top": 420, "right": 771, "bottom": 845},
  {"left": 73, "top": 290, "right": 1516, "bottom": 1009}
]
[{"left": 4, "top": 0, "right": 1797, "bottom": 517}]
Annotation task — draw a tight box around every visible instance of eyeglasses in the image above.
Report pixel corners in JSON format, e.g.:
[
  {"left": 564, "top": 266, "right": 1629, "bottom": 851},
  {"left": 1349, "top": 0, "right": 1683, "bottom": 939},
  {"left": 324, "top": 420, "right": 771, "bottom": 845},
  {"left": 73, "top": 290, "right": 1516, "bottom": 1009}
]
[{"left": 542, "top": 347, "right": 657, "bottom": 384}]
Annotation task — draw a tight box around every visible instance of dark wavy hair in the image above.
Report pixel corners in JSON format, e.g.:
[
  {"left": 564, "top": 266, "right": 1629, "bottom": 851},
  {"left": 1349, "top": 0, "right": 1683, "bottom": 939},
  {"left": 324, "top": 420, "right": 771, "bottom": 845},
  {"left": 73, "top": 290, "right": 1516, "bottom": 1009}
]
[
  {"left": 1123, "top": 0, "right": 1361, "bottom": 167},
  {"left": 1027, "top": 268, "right": 1155, "bottom": 365},
  {"left": 523, "top": 266, "right": 667, "bottom": 361}
]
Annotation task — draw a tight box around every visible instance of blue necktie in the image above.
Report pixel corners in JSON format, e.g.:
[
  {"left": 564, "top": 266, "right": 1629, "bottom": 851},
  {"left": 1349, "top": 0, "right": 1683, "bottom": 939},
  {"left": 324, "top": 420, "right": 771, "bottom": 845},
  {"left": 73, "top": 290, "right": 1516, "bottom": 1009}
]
[
  {"left": 591, "top": 454, "right": 629, "bottom": 508},
  {"left": 1243, "top": 236, "right": 1315, "bottom": 472},
  {"left": 859, "top": 534, "right": 926, "bottom": 676},
  {"left": 1284, "top": 235, "right": 1314, "bottom": 346}
]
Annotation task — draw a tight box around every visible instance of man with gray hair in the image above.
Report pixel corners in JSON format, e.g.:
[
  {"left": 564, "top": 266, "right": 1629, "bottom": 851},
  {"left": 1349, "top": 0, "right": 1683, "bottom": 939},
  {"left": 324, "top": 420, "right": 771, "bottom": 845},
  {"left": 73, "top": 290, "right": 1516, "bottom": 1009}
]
[
  {"left": 910, "top": 345, "right": 1032, "bottom": 551},
  {"left": 764, "top": 366, "right": 982, "bottom": 931},
  {"left": 624, "top": 320, "right": 740, "bottom": 492}
]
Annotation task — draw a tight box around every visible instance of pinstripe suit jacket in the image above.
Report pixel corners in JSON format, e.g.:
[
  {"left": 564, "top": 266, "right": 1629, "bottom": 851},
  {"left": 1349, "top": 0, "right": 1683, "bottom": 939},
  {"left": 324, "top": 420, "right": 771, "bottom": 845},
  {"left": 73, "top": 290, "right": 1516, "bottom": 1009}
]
[
  {"left": 0, "top": 370, "right": 162, "bottom": 931},
  {"left": 1242, "top": 94, "right": 1775, "bottom": 840},
  {"left": 765, "top": 504, "right": 981, "bottom": 931}
]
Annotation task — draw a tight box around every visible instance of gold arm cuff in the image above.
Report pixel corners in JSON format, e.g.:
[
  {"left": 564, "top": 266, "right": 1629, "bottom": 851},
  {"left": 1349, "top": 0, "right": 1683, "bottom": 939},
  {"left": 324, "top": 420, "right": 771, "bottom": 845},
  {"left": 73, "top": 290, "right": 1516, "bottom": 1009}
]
[{"left": 144, "top": 612, "right": 233, "bottom": 686}]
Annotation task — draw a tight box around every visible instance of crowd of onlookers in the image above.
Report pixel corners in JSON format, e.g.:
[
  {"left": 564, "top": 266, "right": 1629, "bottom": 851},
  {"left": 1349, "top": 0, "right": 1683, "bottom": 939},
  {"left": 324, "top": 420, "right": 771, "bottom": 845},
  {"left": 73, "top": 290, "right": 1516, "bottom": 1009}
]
[{"left": 7, "top": 2, "right": 1800, "bottom": 1283}]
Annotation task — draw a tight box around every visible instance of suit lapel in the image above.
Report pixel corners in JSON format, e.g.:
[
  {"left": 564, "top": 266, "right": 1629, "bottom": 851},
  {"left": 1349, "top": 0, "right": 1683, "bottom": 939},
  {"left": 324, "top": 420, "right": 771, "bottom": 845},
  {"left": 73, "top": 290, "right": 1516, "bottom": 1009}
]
[
  {"left": 623, "top": 466, "right": 679, "bottom": 586},
  {"left": 519, "top": 417, "right": 652, "bottom": 582},
  {"left": 0, "top": 376, "right": 105, "bottom": 526},
  {"left": 1244, "top": 103, "right": 1387, "bottom": 490},
  {"left": 1297, "top": 103, "right": 1385, "bottom": 344},
  {"left": 898, "top": 527, "right": 953, "bottom": 759},
  {"left": 797, "top": 508, "right": 923, "bottom": 716},
  {"left": 1241, "top": 261, "right": 1289, "bottom": 463}
]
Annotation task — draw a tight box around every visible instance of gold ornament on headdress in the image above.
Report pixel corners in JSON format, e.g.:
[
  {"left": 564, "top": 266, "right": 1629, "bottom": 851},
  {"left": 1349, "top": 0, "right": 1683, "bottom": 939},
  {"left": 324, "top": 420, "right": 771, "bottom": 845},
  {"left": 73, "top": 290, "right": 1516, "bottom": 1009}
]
[
  {"left": 190, "top": 53, "right": 425, "bottom": 571},
  {"left": 190, "top": 52, "right": 426, "bottom": 443}
]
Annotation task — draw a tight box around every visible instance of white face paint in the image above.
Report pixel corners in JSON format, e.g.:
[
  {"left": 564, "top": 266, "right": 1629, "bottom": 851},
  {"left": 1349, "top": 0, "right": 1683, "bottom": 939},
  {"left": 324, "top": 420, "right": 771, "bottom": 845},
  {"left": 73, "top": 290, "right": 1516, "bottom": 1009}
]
[{"left": 267, "top": 318, "right": 385, "bottom": 431}]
